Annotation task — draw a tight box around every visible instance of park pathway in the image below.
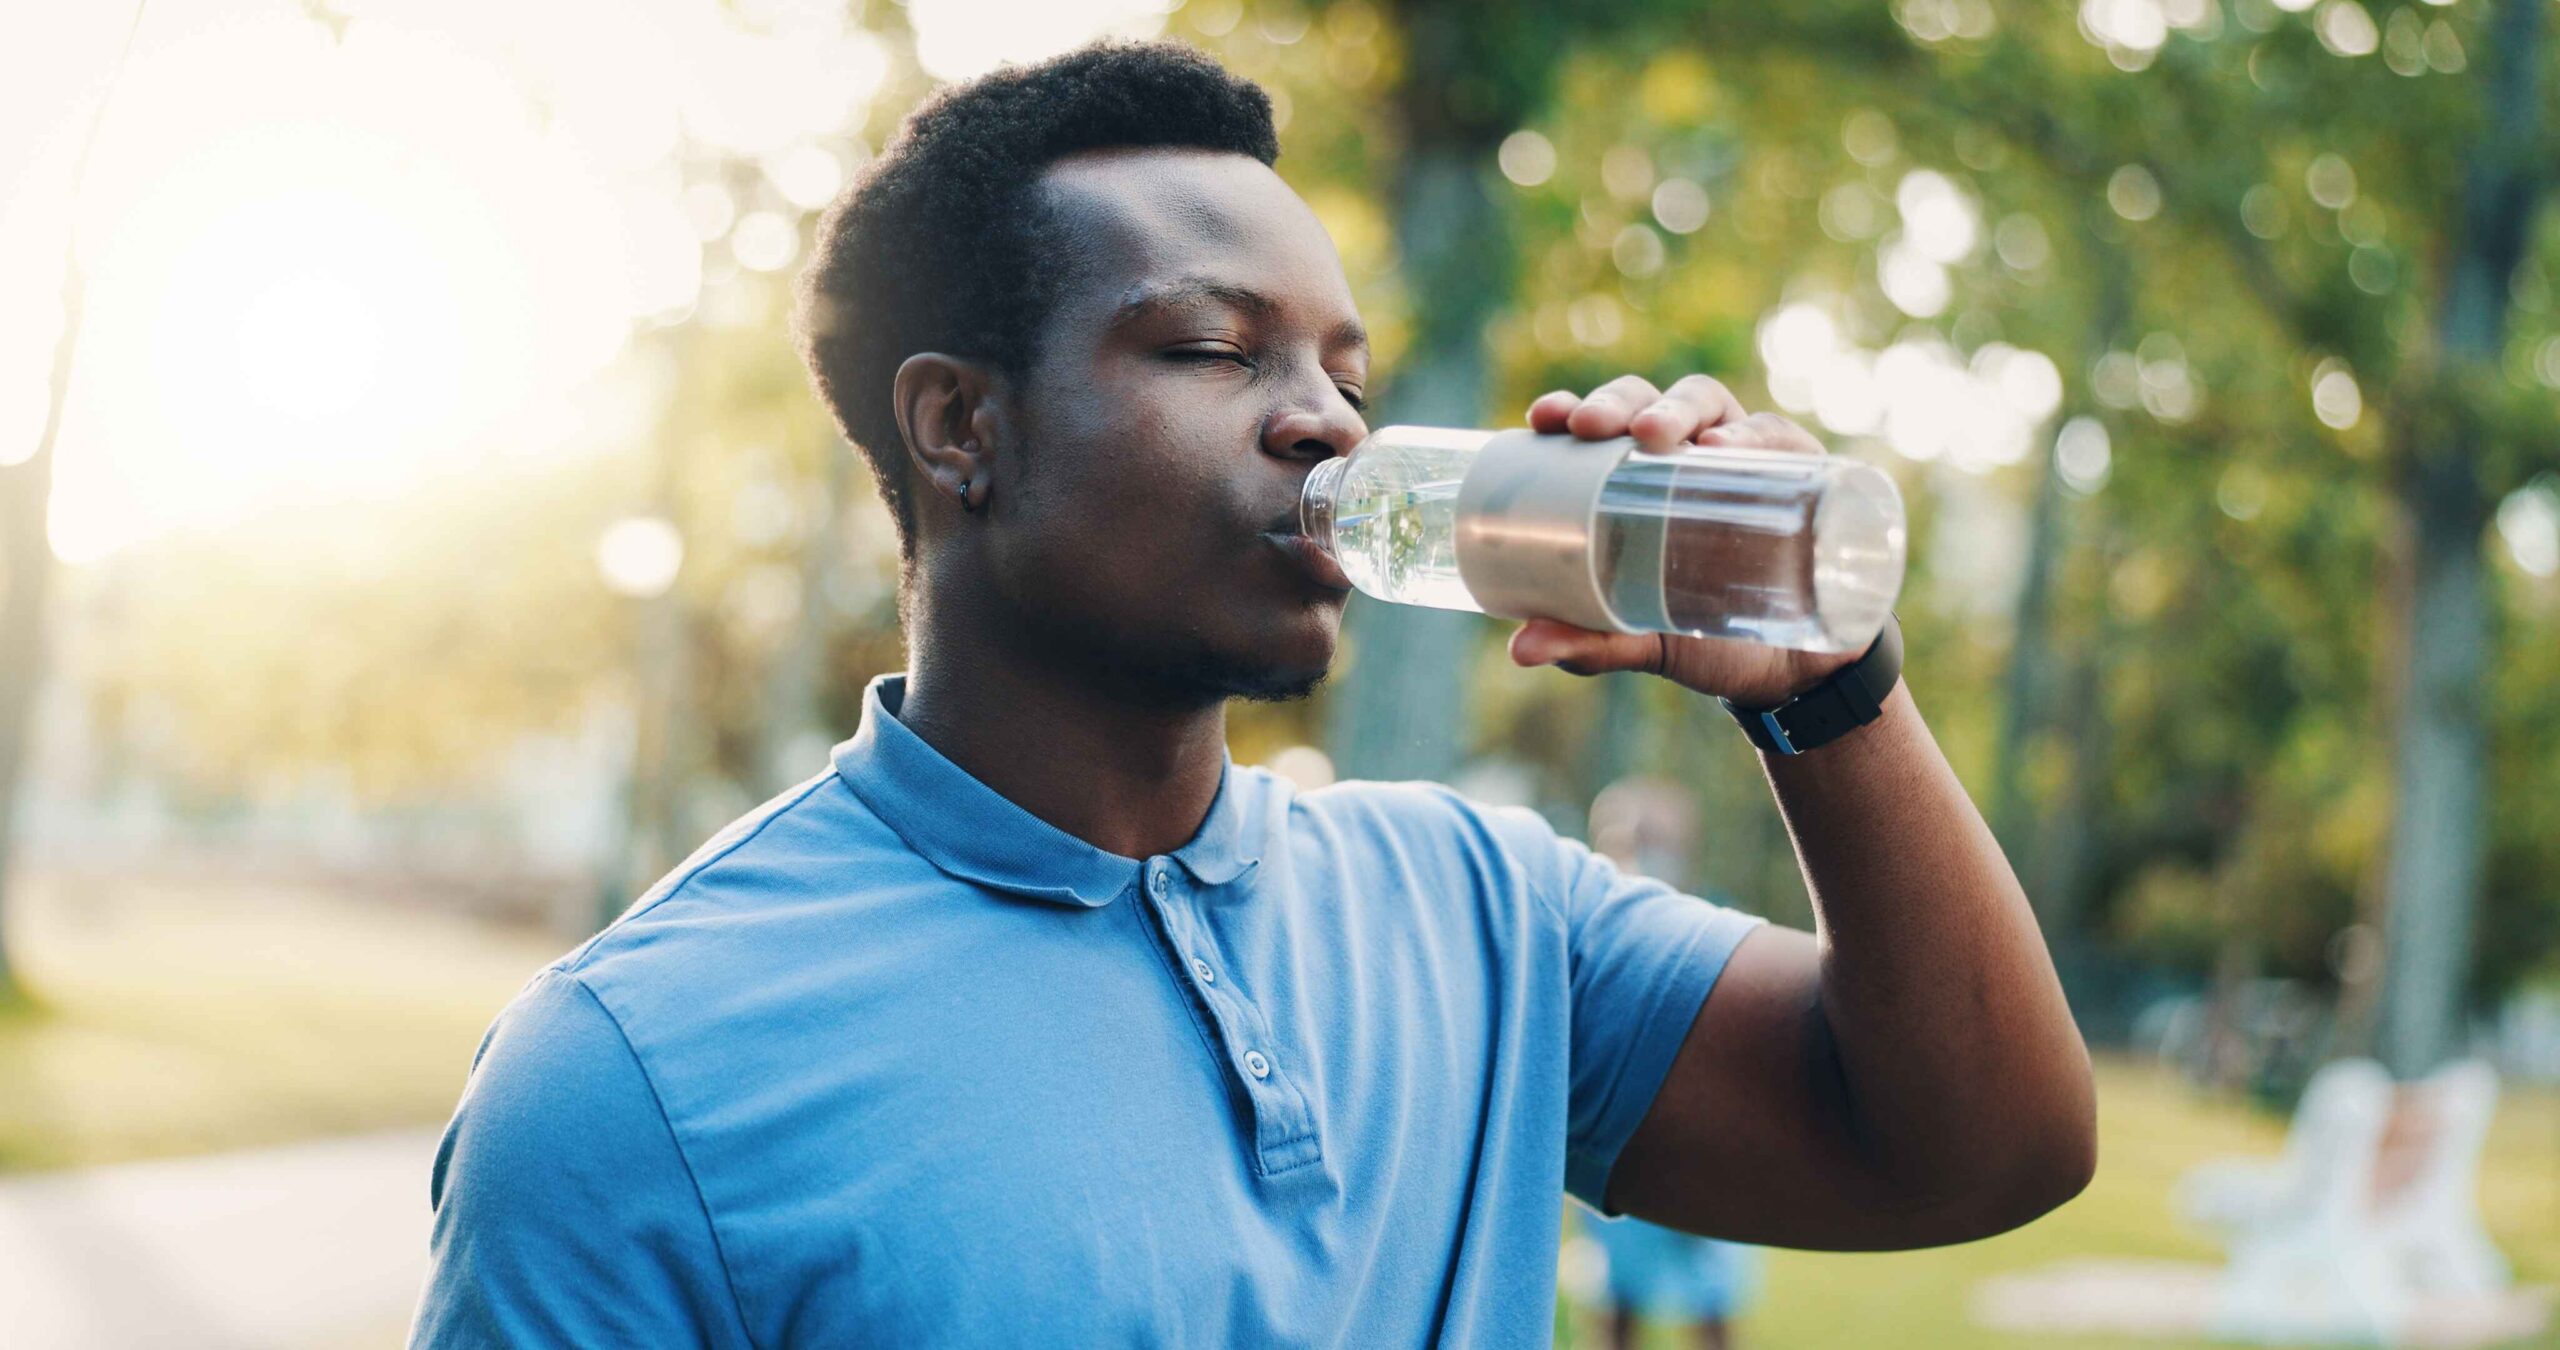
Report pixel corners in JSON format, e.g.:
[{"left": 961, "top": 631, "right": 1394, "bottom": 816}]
[{"left": 0, "top": 1128, "right": 440, "bottom": 1349}]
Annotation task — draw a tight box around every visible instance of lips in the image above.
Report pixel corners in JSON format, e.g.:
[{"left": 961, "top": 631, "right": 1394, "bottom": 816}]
[{"left": 1265, "top": 531, "right": 1354, "bottom": 592}]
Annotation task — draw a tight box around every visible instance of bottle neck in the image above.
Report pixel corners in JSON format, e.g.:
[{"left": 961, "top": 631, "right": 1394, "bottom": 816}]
[{"left": 1299, "top": 455, "right": 1349, "bottom": 561}]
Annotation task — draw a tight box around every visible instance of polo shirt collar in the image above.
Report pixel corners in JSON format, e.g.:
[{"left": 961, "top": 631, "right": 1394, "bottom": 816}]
[{"left": 831, "top": 674, "right": 1263, "bottom": 908}]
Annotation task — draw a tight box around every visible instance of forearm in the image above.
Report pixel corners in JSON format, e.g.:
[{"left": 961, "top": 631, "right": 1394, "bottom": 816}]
[{"left": 1759, "top": 680, "right": 2096, "bottom": 1226}]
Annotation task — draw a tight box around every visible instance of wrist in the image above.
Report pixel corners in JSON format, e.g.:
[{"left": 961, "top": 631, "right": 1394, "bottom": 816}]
[
  {"left": 1721, "top": 616, "right": 1904, "bottom": 756},
  {"left": 1767, "top": 650, "right": 1862, "bottom": 705}
]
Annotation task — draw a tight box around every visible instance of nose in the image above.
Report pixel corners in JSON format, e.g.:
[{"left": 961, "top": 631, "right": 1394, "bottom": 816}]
[{"left": 1261, "top": 400, "right": 1364, "bottom": 464}]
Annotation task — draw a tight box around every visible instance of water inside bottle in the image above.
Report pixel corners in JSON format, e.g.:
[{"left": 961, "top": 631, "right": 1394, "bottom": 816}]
[{"left": 1595, "top": 451, "right": 1901, "bottom": 652}]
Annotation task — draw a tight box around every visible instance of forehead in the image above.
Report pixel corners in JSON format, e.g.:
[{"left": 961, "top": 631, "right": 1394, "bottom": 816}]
[{"left": 1035, "top": 149, "right": 1358, "bottom": 329}]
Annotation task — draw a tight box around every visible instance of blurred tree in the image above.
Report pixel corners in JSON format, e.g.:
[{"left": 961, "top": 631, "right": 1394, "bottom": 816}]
[
  {"left": 1939, "top": 0, "right": 2554, "bottom": 1070},
  {"left": 1318, "top": 0, "right": 1559, "bottom": 784},
  {"left": 0, "top": 0, "right": 148, "bottom": 1003}
]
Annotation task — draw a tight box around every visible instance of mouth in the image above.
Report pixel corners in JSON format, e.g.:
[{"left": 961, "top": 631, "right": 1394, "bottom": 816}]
[{"left": 1263, "top": 530, "right": 1354, "bottom": 593}]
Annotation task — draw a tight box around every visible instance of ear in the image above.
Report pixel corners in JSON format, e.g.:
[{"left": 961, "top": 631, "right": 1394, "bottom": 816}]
[{"left": 892, "top": 352, "right": 1006, "bottom": 516}]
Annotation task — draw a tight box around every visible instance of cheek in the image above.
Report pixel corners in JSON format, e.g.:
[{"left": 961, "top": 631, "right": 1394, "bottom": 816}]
[
  {"left": 1020, "top": 369, "right": 1256, "bottom": 529},
  {"left": 997, "top": 400, "right": 1248, "bottom": 604}
]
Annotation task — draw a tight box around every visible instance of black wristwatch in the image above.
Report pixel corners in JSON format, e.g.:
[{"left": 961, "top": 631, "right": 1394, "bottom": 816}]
[{"left": 1721, "top": 614, "right": 1904, "bottom": 756}]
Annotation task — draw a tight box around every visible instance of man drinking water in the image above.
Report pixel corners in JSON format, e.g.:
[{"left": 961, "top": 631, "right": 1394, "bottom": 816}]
[{"left": 411, "top": 40, "right": 2094, "bottom": 1347}]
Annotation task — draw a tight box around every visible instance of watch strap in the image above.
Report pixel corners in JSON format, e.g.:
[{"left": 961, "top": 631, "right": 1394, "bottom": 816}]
[{"left": 1721, "top": 615, "right": 1903, "bottom": 756}]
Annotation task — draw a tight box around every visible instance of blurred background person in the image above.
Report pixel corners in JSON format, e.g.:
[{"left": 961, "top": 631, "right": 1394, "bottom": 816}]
[
  {"left": 1586, "top": 769, "right": 1762, "bottom": 1350},
  {"left": 1588, "top": 1212, "right": 1760, "bottom": 1350}
]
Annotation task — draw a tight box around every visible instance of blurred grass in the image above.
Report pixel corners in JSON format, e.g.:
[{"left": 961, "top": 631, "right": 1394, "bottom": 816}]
[
  {"left": 1566, "top": 1060, "right": 2559, "bottom": 1349},
  {"left": 0, "top": 867, "right": 561, "bottom": 1172},
  {"left": 3, "top": 868, "right": 2552, "bottom": 1348}
]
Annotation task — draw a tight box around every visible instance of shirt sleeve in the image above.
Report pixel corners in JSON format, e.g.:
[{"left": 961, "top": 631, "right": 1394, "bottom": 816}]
[
  {"left": 1473, "top": 798, "right": 1765, "bottom": 1216},
  {"left": 409, "top": 970, "right": 752, "bottom": 1350}
]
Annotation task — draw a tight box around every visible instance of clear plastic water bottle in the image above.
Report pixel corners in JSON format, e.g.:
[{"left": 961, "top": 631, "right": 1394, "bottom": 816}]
[{"left": 1298, "top": 425, "right": 1906, "bottom": 654}]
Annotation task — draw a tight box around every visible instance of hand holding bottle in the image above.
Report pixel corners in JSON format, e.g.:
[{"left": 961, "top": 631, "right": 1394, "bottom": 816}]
[
  {"left": 1504, "top": 374, "right": 1866, "bottom": 709},
  {"left": 1296, "top": 373, "right": 1906, "bottom": 696}
]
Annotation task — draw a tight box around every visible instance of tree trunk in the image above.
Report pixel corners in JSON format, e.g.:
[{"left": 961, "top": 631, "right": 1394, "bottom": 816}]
[
  {"left": 595, "top": 315, "right": 700, "bottom": 929},
  {"left": 2376, "top": 0, "right": 2545, "bottom": 1076},
  {"left": 1991, "top": 227, "right": 2129, "bottom": 936},
  {"left": 756, "top": 438, "right": 850, "bottom": 795},
  {"left": 0, "top": 259, "right": 83, "bottom": 1003},
  {"left": 0, "top": 1, "right": 157, "bottom": 999},
  {"left": 1988, "top": 397, "right": 2064, "bottom": 856},
  {"left": 2378, "top": 459, "right": 2492, "bottom": 1074},
  {"left": 2034, "top": 594, "right": 2115, "bottom": 953},
  {"left": 1325, "top": 143, "right": 1506, "bottom": 783}
]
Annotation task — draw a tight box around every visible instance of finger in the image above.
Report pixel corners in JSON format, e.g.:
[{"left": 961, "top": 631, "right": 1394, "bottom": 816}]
[
  {"left": 1697, "top": 411, "right": 1825, "bottom": 455},
  {"left": 1526, "top": 389, "right": 1579, "bottom": 434},
  {"left": 1564, "top": 375, "right": 1664, "bottom": 441},
  {"left": 1668, "top": 373, "right": 1747, "bottom": 424},
  {"left": 1508, "top": 619, "right": 1662, "bottom": 677},
  {"left": 1626, "top": 397, "right": 1704, "bottom": 454},
  {"left": 1628, "top": 375, "right": 1743, "bottom": 454}
]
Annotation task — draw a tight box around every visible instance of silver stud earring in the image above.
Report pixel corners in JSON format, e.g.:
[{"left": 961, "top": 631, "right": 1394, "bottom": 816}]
[{"left": 958, "top": 476, "right": 974, "bottom": 512}]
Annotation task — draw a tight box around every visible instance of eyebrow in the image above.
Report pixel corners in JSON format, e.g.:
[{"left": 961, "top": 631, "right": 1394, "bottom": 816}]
[{"left": 1112, "top": 277, "right": 1370, "bottom": 357}]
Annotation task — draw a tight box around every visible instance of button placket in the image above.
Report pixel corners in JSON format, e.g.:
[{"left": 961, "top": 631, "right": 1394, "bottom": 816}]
[
  {"left": 1135, "top": 859, "right": 1322, "bottom": 1175},
  {"left": 1157, "top": 883, "right": 1240, "bottom": 1026}
]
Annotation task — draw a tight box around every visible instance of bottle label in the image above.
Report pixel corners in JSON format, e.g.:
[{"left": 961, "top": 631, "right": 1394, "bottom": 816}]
[{"left": 1453, "top": 431, "right": 1639, "bottom": 634}]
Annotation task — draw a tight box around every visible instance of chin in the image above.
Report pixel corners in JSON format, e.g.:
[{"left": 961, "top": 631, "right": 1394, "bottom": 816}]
[
  {"left": 1023, "top": 591, "right": 1340, "bottom": 711},
  {"left": 1134, "top": 632, "right": 1335, "bottom": 710},
  {"left": 1220, "top": 662, "right": 1331, "bottom": 705},
  {"left": 1151, "top": 640, "right": 1332, "bottom": 707},
  {"left": 1230, "top": 610, "right": 1341, "bottom": 703}
]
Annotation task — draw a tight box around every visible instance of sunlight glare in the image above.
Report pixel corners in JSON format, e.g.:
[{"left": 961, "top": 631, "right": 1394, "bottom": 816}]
[
  {"left": 233, "top": 274, "right": 384, "bottom": 424},
  {"left": 909, "top": 0, "right": 1173, "bottom": 83},
  {"left": 12, "top": 0, "right": 882, "bottom": 565}
]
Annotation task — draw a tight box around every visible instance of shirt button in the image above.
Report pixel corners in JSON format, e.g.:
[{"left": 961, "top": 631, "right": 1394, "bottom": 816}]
[
  {"left": 1190, "top": 957, "right": 1216, "bottom": 985},
  {"left": 1149, "top": 869, "right": 1170, "bottom": 897},
  {"left": 1243, "top": 1050, "right": 1271, "bottom": 1079}
]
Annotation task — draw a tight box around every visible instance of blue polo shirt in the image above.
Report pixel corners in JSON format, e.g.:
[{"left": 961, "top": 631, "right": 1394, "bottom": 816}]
[{"left": 412, "top": 674, "right": 1761, "bottom": 1348}]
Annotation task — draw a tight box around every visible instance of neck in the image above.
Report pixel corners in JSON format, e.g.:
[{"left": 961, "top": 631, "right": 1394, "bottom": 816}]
[{"left": 895, "top": 598, "right": 1231, "bottom": 862}]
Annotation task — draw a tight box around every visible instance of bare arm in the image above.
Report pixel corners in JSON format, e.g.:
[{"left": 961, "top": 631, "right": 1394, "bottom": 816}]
[{"left": 1603, "top": 683, "right": 2095, "bottom": 1248}]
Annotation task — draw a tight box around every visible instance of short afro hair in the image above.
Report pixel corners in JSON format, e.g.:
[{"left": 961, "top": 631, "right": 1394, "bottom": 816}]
[{"left": 793, "top": 40, "right": 1281, "bottom": 560}]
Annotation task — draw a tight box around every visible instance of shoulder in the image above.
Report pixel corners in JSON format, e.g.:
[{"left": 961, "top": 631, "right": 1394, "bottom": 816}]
[
  {"left": 560, "top": 768, "right": 899, "bottom": 979},
  {"left": 515, "top": 767, "right": 935, "bottom": 1075},
  {"left": 1286, "top": 777, "right": 1579, "bottom": 916},
  {"left": 422, "top": 967, "right": 752, "bottom": 1346},
  {"left": 432, "top": 968, "right": 669, "bottom": 1208},
  {"left": 1290, "top": 776, "right": 1553, "bottom": 844}
]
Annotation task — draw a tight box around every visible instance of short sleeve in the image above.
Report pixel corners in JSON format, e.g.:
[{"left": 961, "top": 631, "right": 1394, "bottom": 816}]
[
  {"left": 1476, "top": 800, "right": 1764, "bottom": 1216},
  {"left": 409, "top": 971, "right": 752, "bottom": 1349}
]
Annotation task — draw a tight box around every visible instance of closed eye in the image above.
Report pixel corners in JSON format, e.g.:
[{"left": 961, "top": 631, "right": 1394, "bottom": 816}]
[{"left": 1172, "top": 348, "right": 1372, "bottom": 412}]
